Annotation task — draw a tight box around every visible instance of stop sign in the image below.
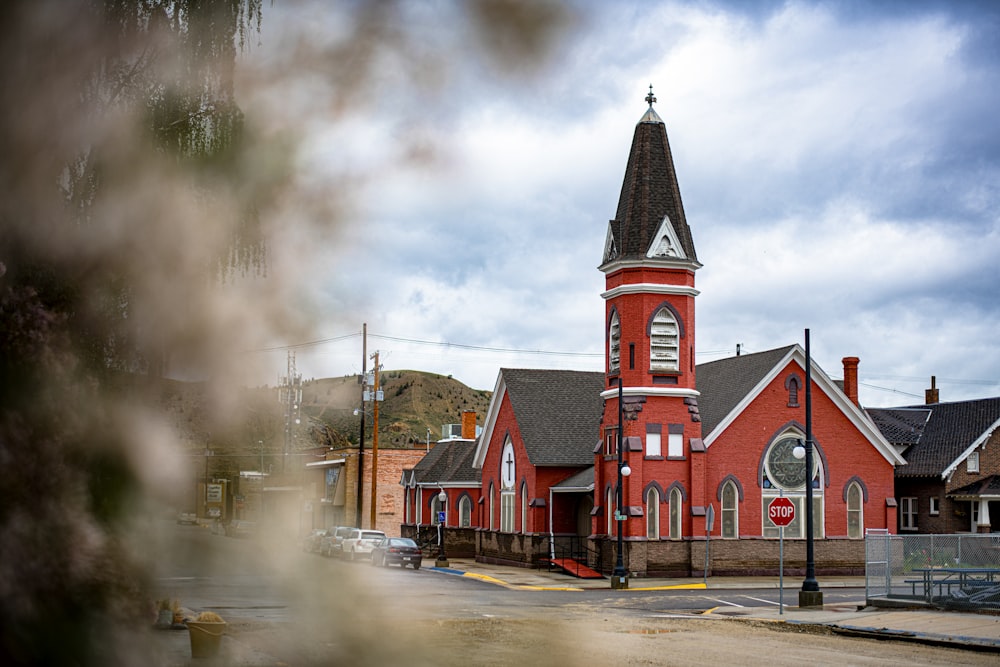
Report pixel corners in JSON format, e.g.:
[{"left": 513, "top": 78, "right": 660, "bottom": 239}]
[{"left": 768, "top": 497, "right": 796, "bottom": 527}]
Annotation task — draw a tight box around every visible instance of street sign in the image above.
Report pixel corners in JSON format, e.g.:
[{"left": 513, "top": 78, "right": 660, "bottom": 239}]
[{"left": 768, "top": 496, "right": 796, "bottom": 527}]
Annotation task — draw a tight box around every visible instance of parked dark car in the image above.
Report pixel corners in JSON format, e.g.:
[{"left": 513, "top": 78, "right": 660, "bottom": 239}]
[{"left": 370, "top": 537, "right": 423, "bottom": 569}]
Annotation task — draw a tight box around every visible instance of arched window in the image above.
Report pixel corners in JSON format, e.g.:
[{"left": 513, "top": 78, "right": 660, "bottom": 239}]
[
  {"left": 606, "top": 487, "right": 614, "bottom": 536},
  {"left": 721, "top": 481, "right": 738, "bottom": 539},
  {"left": 459, "top": 496, "right": 472, "bottom": 528},
  {"left": 669, "top": 487, "right": 682, "bottom": 539},
  {"left": 608, "top": 311, "right": 621, "bottom": 374},
  {"left": 847, "top": 482, "right": 863, "bottom": 539},
  {"left": 521, "top": 484, "right": 529, "bottom": 534},
  {"left": 761, "top": 432, "right": 825, "bottom": 539},
  {"left": 650, "top": 307, "right": 679, "bottom": 372},
  {"left": 431, "top": 494, "right": 443, "bottom": 526},
  {"left": 488, "top": 483, "right": 495, "bottom": 531},
  {"left": 646, "top": 487, "right": 660, "bottom": 539}
]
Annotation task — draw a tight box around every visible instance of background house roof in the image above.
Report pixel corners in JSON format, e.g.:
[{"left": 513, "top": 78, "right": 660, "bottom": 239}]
[
  {"left": 696, "top": 346, "right": 796, "bottom": 435},
  {"left": 869, "top": 397, "right": 1000, "bottom": 478},
  {"left": 501, "top": 368, "right": 605, "bottom": 467},
  {"left": 411, "top": 439, "right": 480, "bottom": 485},
  {"left": 865, "top": 407, "right": 930, "bottom": 447}
]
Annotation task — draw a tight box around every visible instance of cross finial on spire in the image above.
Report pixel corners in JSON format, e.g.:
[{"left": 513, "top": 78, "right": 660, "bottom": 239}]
[{"left": 645, "top": 84, "right": 656, "bottom": 108}]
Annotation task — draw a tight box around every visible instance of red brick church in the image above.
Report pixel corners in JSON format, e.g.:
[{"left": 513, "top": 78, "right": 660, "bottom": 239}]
[{"left": 402, "top": 89, "right": 904, "bottom": 577}]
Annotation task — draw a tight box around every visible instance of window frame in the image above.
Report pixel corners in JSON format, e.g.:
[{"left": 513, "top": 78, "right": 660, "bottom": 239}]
[
  {"left": 900, "top": 497, "right": 918, "bottom": 531},
  {"left": 459, "top": 495, "right": 472, "bottom": 528},
  {"left": 520, "top": 484, "right": 528, "bottom": 534},
  {"left": 649, "top": 307, "right": 679, "bottom": 372},
  {"left": 846, "top": 482, "right": 863, "bottom": 539},
  {"left": 608, "top": 311, "right": 620, "bottom": 374},
  {"left": 606, "top": 487, "right": 614, "bottom": 536},
  {"left": 646, "top": 487, "right": 660, "bottom": 539},
  {"left": 669, "top": 487, "right": 682, "bottom": 539},
  {"left": 721, "top": 481, "right": 738, "bottom": 539},
  {"left": 968, "top": 451, "right": 980, "bottom": 473},
  {"left": 500, "top": 490, "right": 515, "bottom": 533}
]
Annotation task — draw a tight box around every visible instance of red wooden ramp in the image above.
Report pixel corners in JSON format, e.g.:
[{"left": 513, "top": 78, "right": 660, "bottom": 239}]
[{"left": 541, "top": 558, "right": 605, "bottom": 579}]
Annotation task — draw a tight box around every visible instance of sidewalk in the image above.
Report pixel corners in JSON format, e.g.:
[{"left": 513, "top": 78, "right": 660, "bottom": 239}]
[{"left": 430, "top": 558, "right": 1000, "bottom": 652}]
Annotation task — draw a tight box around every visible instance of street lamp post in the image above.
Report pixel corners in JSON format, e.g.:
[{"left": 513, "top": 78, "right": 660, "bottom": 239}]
[
  {"left": 436, "top": 489, "right": 449, "bottom": 568},
  {"left": 799, "top": 328, "right": 823, "bottom": 607},
  {"left": 611, "top": 379, "right": 632, "bottom": 589}
]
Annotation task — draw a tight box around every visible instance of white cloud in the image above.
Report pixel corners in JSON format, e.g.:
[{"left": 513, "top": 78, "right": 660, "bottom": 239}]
[{"left": 252, "top": 1, "right": 1000, "bottom": 406}]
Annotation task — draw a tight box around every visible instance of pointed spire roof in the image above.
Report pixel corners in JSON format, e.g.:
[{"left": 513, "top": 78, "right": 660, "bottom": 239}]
[{"left": 602, "top": 85, "right": 697, "bottom": 267}]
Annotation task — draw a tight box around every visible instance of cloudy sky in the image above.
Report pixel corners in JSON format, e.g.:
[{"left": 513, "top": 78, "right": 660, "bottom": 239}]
[{"left": 242, "top": 0, "right": 1000, "bottom": 408}]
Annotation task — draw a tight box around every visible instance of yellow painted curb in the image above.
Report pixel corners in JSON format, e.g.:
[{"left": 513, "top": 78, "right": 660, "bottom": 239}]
[
  {"left": 629, "top": 583, "right": 708, "bottom": 591},
  {"left": 461, "top": 572, "right": 508, "bottom": 586}
]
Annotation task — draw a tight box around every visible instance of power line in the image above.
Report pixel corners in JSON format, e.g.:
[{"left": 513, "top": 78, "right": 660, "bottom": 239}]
[
  {"left": 858, "top": 381, "right": 922, "bottom": 399},
  {"left": 369, "top": 333, "right": 601, "bottom": 358}
]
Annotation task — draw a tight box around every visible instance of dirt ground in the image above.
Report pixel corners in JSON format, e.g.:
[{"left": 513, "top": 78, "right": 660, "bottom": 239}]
[{"left": 224, "top": 611, "right": 999, "bottom": 667}]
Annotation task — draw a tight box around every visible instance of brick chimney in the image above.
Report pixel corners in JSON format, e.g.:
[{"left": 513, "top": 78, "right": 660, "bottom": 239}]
[
  {"left": 842, "top": 357, "right": 860, "bottom": 407},
  {"left": 925, "top": 376, "right": 939, "bottom": 405},
  {"left": 461, "top": 410, "right": 477, "bottom": 439}
]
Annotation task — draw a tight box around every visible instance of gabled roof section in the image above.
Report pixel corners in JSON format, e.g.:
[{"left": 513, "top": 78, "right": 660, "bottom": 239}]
[
  {"left": 474, "top": 369, "right": 604, "bottom": 469},
  {"left": 948, "top": 474, "right": 1000, "bottom": 498},
  {"left": 697, "top": 346, "right": 794, "bottom": 435},
  {"left": 601, "top": 87, "right": 697, "bottom": 267},
  {"left": 411, "top": 438, "right": 480, "bottom": 486},
  {"left": 869, "top": 397, "right": 1000, "bottom": 479},
  {"left": 552, "top": 466, "right": 595, "bottom": 491},
  {"left": 697, "top": 345, "right": 904, "bottom": 467}
]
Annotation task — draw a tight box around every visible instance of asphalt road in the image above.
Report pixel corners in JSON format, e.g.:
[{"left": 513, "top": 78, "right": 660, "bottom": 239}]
[{"left": 152, "top": 524, "right": 997, "bottom": 666}]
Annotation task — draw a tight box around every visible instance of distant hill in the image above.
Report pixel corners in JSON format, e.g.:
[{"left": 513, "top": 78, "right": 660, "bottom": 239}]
[
  {"left": 301, "top": 370, "right": 493, "bottom": 450},
  {"left": 153, "top": 370, "right": 491, "bottom": 489}
]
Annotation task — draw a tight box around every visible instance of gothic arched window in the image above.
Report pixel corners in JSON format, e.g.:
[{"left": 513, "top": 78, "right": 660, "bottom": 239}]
[{"left": 650, "top": 308, "right": 679, "bottom": 372}]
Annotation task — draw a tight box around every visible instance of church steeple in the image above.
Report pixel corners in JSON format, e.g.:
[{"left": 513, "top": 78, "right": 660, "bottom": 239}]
[{"left": 601, "top": 86, "right": 698, "bottom": 268}]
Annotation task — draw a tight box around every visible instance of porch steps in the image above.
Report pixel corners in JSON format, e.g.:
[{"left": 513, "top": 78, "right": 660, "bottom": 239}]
[{"left": 542, "top": 558, "right": 605, "bottom": 579}]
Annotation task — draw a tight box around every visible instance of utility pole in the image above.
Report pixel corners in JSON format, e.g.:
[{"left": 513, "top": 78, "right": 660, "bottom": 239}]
[
  {"left": 369, "top": 351, "right": 381, "bottom": 531},
  {"left": 356, "top": 324, "right": 366, "bottom": 528},
  {"left": 279, "top": 351, "right": 302, "bottom": 474}
]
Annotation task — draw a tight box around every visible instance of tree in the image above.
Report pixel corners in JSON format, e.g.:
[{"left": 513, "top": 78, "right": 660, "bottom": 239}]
[{"left": 0, "top": 1, "right": 573, "bottom": 663}]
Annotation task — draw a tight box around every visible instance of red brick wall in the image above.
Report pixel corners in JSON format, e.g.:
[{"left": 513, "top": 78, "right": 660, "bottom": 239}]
[
  {"left": 705, "top": 360, "right": 897, "bottom": 539},
  {"left": 480, "top": 389, "right": 528, "bottom": 531}
]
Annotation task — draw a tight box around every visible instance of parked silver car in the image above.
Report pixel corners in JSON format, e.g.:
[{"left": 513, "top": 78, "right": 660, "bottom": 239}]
[
  {"left": 340, "top": 529, "right": 386, "bottom": 561},
  {"left": 320, "top": 526, "right": 354, "bottom": 557}
]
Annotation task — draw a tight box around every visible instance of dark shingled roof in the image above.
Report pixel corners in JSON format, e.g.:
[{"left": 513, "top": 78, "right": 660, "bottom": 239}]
[
  {"left": 603, "top": 102, "right": 697, "bottom": 264},
  {"left": 501, "top": 368, "right": 606, "bottom": 467},
  {"left": 869, "top": 397, "right": 1000, "bottom": 478},
  {"left": 865, "top": 408, "right": 930, "bottom": 446},
  {"left": 552, "top": 466, "right": 594, "bottom": 490},
  {"left": 696, "top": 346, "right": 796, "bottom": 435},
  {"left": 949, "top": 475, "right": 1000, "bottom": 497},
  {"left": 411, "top": 438, "right": 480, "bottom": 485}
]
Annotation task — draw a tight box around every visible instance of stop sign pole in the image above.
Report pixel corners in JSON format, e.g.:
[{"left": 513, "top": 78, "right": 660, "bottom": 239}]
[{"left": 769, "top": 495, "right": 795, "bottom": 614}]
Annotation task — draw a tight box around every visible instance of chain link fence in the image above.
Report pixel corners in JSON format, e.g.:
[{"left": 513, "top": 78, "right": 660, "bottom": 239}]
[{"left": 866, "top": 531, "right": 1000, "bottom": 609}]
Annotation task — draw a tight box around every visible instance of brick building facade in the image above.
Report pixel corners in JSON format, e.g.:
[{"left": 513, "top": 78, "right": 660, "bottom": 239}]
[{"left": 402, "top": 91, "right": 906, "bottom": 577}]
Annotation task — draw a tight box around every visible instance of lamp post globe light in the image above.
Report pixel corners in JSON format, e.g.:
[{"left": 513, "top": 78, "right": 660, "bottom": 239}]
[{"left": 436, "top": 489, "right": 449, "bottom": 568}]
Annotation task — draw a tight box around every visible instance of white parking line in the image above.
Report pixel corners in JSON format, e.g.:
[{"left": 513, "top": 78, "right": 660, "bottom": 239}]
[
  {"left": 705, "top": 597, "right": 744, "bottom": 607},
  {"left": 742, "top": 596, "right": 779, "bottom": 606}
]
